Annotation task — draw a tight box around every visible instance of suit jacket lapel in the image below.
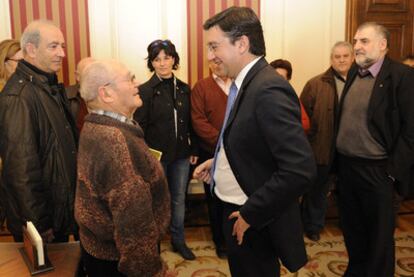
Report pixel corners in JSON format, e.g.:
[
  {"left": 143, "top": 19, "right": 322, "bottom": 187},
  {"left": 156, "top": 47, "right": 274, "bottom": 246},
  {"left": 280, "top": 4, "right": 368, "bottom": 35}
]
[
  {"left": 367, "top": 57, "right": 391, "bottom": 120},
  {"left": 225, "top": 57, "right": 268, "bottom": 129}
]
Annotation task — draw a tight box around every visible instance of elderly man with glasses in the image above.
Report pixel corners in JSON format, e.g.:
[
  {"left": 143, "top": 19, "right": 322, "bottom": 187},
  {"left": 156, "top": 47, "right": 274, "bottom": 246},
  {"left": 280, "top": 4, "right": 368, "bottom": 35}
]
[{"left": 75, "top": 59, "right": 170, "bottom": 277}]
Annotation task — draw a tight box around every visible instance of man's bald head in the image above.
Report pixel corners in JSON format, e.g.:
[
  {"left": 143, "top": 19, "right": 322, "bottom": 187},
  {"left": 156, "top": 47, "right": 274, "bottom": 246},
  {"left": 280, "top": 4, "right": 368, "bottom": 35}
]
[
  {"left": 80, "top": 59, "right": 141, "bottom": 117},
  {"left": 76, "top": 57, "right": 95, "bottom": 83},
  {"left": 80, "top": 60, "right": 123, "bottom": 102}
]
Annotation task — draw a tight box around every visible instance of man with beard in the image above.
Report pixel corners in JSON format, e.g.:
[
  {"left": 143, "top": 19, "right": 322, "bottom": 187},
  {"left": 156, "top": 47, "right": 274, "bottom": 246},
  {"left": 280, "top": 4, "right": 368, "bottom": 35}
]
[{"left": 336, "top": 22, "right": 414, "bottom": 276}]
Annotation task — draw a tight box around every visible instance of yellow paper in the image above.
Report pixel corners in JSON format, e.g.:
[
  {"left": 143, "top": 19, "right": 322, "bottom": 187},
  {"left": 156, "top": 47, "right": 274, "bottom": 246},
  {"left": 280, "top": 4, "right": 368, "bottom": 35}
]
[{"left": 149, "top": 148, "right": 162, "bottom": 161}]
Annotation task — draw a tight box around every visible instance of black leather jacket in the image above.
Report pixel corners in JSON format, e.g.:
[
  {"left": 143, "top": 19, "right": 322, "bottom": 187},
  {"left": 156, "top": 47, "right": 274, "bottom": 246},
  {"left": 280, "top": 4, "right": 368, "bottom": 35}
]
[
  {"left": 0, "top": 61, "right": 78, "bottom": 236},
  {"left": 134, "top": 74, "right": 198, "bottom": 163}
]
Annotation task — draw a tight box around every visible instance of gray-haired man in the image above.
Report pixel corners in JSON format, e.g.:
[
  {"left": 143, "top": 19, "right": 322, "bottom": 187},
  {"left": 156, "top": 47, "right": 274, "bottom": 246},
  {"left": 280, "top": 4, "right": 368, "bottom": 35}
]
[
  {"left": 336, "top": 22, "right": 414, "bottom": 276},
  {"left": 300, "top": 41, "right": 354, "bottom": 241},
  {"left": 0, "top": 20, "right": 78, "bottom": 242}
]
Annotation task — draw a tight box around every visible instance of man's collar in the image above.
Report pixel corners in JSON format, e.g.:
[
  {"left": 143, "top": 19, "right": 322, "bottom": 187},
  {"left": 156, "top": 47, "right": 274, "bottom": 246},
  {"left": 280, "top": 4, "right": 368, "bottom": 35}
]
[
  {"left": 91, "top": 110, "right": 136, "bottom": 125},
  {"left": 234, "top": 56, "right": 262, "bottom": 90},
  {"left": 21, "top": 59, "right": 58, "bottom": 85},
  {"left": 359, "top": 56, "right": 385, "bottom": 78},
  {"left": 331, "top": 67, "right": 346, "bottom": 82}
]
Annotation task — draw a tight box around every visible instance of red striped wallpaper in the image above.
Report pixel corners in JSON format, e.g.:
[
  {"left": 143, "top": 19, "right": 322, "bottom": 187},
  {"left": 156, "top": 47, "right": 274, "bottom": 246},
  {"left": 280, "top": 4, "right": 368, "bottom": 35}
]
[
  {"left": 9, "top": 0, "right": 90, "bottom": 86},
  {"left": 187, "top": 0, "right": 260, "bottom": 87}
]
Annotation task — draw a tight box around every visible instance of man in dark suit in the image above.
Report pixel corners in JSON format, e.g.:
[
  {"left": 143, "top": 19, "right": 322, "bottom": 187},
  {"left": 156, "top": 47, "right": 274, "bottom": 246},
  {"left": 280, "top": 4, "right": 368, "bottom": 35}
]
[
  {"left": 336, "top": 22, "right": 414, "bottom": 277},
  {"left": 193, "top": 6, "right": 316, "bottom": 277}
]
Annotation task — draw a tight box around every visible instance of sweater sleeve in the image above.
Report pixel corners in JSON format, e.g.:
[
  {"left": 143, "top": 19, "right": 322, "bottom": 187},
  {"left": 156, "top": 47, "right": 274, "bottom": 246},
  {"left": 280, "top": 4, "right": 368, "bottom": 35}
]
[
  {"left": 105, "top": 178, "right": 165, "bottom": 277},
  {"left": 100, "top": 131, "right": 166, "bottom": 277},
  {"left": 191, "top": 82, "right": 220, "bottom": 151}
]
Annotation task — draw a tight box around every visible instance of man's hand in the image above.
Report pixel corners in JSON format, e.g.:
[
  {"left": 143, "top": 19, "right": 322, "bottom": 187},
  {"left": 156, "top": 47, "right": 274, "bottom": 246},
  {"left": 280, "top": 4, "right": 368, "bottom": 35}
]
[
  {"left": 229, "top": 211, "right": 250, "bottom": 245},
  {"left": 193, "top": 159, "right": 213, "bottom": 184}
]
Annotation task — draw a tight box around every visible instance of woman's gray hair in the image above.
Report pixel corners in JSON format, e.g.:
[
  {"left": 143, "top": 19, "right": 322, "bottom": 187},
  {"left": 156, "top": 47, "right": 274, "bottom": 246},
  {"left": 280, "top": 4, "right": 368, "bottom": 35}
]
[
  {"left": 20, "top": 20, "right": 57, "bottom": 53},
  {"left": 80, "top": 60, "right": 118, "bottom": 102}
]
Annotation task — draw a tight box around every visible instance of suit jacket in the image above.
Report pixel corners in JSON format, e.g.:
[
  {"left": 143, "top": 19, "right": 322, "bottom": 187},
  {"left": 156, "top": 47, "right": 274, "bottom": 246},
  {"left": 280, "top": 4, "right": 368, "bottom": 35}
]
[
  {"left": 134, "top": 74, "right": 198, "bottom": 163},
  {"left": 338, "top": 57, "right": 414, "bottom": 196},
  {"left": 300, "top": 67, "right": 339, "bottom": 166},
  {"left": 223, "top": 57, "right": 316, "bottom": 271},
  {"left": 0, "top": 62, "right": 78, "bottom": 236},
  {"left": 65, "top": 84, "right": 88, "bottom": 132}
]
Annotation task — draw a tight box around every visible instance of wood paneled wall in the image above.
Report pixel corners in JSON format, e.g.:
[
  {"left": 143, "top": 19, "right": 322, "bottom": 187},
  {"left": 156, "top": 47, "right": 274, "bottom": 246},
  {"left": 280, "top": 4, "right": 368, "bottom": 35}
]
[{"left": 346, "top": 0, "right": 414, "bottom": 61}]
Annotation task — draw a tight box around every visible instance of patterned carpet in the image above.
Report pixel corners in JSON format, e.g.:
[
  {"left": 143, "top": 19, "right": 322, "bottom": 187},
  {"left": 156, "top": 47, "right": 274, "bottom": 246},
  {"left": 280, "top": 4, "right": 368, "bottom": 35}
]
[{"left": 161, "top": 233, "right": 414, "bottom": 277}]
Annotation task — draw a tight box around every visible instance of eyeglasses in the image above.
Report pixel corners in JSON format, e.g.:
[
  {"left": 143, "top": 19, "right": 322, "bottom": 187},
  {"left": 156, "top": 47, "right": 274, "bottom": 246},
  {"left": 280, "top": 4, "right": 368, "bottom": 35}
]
[
  {"left": 206, "top": 38, "right": 226, "bottom": 53},
  {"left": 207, "top": 43, "right": 220, "bottom": 52},
  {"left": 103, "top": 74, "right": 136, "bottom": 87}
]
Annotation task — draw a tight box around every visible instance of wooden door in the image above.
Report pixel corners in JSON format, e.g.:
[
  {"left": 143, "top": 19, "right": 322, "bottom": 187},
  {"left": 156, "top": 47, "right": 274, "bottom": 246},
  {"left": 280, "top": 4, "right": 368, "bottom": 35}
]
[{"left": 346, "top": 0, "right": 414, "bottom": 61}]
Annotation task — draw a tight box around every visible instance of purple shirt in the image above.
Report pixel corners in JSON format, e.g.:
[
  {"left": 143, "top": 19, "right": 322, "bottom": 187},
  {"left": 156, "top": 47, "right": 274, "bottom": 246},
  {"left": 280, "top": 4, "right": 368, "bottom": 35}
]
[{"left": 359, "top": 56, "right": 385, "bottom": 78}]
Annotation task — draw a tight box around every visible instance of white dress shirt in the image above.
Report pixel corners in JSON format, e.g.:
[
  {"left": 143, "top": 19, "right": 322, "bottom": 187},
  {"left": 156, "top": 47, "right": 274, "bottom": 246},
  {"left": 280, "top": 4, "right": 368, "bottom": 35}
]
[
  {"left": 212, "top": 73, "right": 232, "bottom": 95},
  {"left": 214, "top": 56, "right": 262, "bottom": 205}
]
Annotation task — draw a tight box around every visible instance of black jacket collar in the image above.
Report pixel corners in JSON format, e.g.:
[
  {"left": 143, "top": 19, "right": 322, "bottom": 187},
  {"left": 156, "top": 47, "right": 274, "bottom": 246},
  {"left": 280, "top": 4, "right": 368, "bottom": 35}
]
[
  {"left": 146, "top": 73, "right": 185, "bottom": 89},
  {"left": 20, "top": 60, "right": 58, "bottom": 86}
]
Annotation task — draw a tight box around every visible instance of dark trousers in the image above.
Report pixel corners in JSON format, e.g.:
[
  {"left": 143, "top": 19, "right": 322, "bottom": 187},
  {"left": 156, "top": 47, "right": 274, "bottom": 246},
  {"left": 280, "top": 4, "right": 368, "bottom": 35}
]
[
  {"left": 199, "top": 148, "right": 226, "bottom": 250},
  {"left": 81, "top": 245, "right": 126, "bottom": 277},
  {"left": 337, "top": 154, "right": 395, "bottom": 277},
  {"left": 301, "top": 164, "right": 330, "bottom": 234},
  {"left": 204, "top": 183, "right": 226, "bottom": 249},
  {"left": 219, "top": 198, "right": 280, "bottom": 277}
]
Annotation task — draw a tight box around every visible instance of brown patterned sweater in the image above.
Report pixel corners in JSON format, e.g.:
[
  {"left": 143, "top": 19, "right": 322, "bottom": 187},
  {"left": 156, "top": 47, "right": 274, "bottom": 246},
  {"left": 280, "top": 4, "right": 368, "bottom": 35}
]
[{"left": 75, "top": 113, "right": 170, "bottom": 277}]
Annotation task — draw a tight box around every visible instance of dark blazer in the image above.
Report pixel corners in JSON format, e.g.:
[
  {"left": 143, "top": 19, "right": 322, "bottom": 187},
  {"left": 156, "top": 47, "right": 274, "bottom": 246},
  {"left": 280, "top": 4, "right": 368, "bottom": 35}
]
[
  {"left": 65, "top": 84, "right": 88, "bottom": 132},
  {"left": 0, "top": 62, "right": 78, "bottom": 236},
  {"left": 300, "top": 67, "right": 339, "bottom": 166},
  {"left": 338, "top": 57, "right": 414, "bottom": 196},
  {"left": 223, "top": 58, "right": 316, "bottom": 271},
  {"left": 134, "top": 73, "right": 198, "bottom": 163}
]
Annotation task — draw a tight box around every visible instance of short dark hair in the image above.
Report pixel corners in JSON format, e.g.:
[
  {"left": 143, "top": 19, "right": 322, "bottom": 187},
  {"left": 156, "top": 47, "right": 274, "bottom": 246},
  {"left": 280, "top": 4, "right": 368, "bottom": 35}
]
[
  {"left": 146, "top": 39, "right": 180, "bottom": 72},
  {"left": 203, "top": 6, "right": 265, "bottom": 56},
  {"left": 269, "top": 59, "right": 292, "bottom": 80}
]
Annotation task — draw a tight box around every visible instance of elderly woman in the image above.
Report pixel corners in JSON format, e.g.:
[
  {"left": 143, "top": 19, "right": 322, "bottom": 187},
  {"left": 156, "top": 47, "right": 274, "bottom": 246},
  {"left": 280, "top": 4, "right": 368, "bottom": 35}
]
[
  {"left": 0, "top": 39, "right": 23, "bottom": 90},
  {"left": 75, "top": 60, "right": 170, "bottom": 277},
  {"left": 134, "top": 39, "right": 198, "bottom": 260}
]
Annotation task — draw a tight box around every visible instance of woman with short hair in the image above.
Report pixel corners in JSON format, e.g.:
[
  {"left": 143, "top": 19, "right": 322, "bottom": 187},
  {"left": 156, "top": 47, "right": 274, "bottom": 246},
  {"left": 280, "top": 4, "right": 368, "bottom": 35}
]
[{"left": 134, "top": 39, "right": 198, "bottom": 260}]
